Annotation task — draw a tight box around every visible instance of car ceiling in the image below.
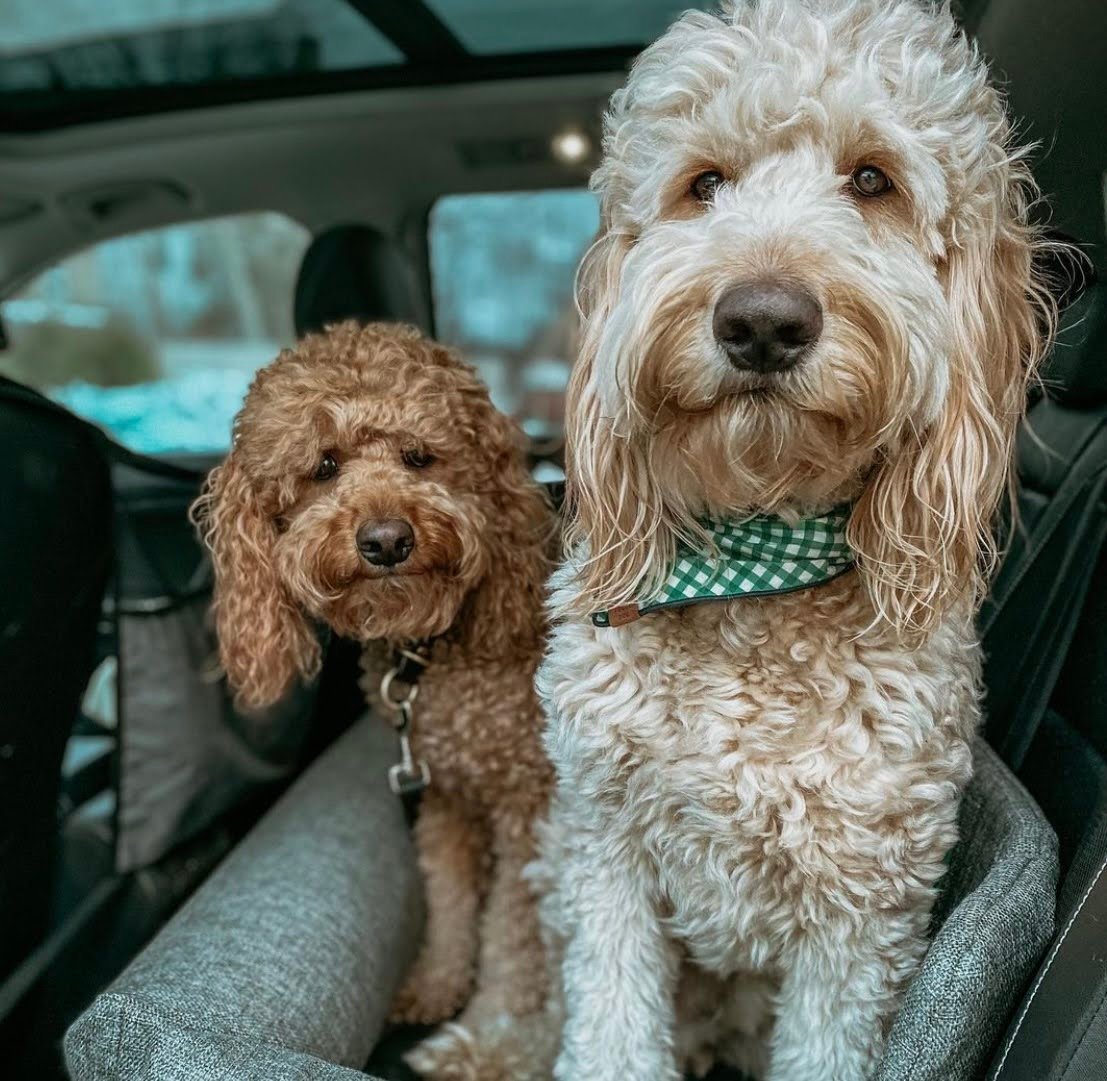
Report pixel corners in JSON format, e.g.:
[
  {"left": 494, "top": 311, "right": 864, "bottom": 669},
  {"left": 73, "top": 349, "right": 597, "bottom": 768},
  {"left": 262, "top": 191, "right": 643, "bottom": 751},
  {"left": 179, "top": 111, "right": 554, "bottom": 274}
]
[
  {"left": 0, "top": 71, "right": 619, "bottom": 299},
  {"left": 0, "top": 0, "right": 1103, "bottom": 305}
]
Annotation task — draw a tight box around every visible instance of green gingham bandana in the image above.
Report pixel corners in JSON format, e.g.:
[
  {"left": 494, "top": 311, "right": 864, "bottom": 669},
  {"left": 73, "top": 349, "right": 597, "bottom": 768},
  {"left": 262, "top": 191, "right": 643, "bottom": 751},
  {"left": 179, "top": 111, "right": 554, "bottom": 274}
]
[{"left": 593, "top": 505, "right": 856, "bottom": 627}]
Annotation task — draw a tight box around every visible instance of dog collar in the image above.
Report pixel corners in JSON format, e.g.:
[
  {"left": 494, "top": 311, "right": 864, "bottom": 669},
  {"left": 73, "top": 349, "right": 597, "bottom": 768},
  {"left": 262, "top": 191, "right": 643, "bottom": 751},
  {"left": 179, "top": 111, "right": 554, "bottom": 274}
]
[{"left": 592, "top": 506, "right": 855, "bottom": 628}]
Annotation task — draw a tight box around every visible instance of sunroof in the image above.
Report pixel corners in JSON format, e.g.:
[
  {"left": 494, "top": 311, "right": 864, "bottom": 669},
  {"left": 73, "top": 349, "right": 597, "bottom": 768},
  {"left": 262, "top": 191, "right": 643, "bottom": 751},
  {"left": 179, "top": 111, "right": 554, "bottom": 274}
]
[
  {"left": 0, "top": 0, "right": 715, "bottom": 132},
  {"left": 426, "top": 0, "right": 716, "bottom": 54},
  {"left": 0, "top": 0, "right": 402, "bottom": 95}
]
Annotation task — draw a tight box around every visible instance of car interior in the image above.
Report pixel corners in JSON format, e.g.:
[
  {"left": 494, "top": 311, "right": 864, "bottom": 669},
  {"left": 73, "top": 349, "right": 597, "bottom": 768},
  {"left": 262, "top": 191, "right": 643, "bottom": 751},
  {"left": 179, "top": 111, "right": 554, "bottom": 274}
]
[{"left": 1, "top": 1, "right": 1106, "bottom": 1079}]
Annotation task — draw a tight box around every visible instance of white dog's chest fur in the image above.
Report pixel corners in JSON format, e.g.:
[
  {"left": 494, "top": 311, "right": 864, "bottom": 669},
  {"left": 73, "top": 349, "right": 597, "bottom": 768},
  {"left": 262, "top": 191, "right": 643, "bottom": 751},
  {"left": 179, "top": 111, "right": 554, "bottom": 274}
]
[{"left": 540, "top": 570, "right": 979, "bottom": 975}]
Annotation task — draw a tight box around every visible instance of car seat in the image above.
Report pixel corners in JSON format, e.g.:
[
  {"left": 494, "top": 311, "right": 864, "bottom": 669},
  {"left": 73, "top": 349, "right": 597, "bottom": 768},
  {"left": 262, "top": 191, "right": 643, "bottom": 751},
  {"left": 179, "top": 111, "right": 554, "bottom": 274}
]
[
  {"left": 0, "top": 375, "right": 113, "bottom": 978},
  {"left": 293, "top": 223, "right": 422, "bottom": 339},
  {"left": 984, "top": 275, "right": 1107, "bottom": 1079}
]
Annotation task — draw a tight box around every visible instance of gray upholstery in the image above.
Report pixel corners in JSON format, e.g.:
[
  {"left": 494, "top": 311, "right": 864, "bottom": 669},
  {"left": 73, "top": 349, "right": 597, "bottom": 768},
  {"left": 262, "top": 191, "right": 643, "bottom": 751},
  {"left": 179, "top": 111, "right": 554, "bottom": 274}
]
[
  {"left": 115, "top": 597, "right": 319, "bottom": 873},
  {"left": 66, "top": 729, "right": 1054, "bottom": 1081},
  {"left": 877, "top": 738, "right": 1058, "bottom": 1081},
  {"left": 65, "top": 717, "right": 423, "bottom": 1081}
]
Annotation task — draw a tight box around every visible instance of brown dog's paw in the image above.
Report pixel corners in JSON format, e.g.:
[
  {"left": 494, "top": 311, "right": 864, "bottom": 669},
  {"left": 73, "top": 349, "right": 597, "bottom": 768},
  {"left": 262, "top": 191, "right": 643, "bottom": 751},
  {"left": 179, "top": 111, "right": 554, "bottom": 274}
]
[
  {"left": 389, "top": 967, "right": 472, "bottom": 1027},
  {"left": 405, "top": 1016, "right": 555, "bottom": 1081}
]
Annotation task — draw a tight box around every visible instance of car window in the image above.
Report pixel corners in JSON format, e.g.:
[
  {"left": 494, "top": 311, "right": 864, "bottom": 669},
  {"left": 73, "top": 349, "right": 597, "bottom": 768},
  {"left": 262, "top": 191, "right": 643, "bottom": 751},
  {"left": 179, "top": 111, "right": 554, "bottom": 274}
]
[
  {"left": 1, "top": 0, "right": 402, "bottom": 94},
  {"left": 428, "top": 188, "right": 599, "bottom": 472},
  {"left": 0, "top": 211, "right": 309, "bottom": 454},
  {"left": 427, "top": 0, "right": 717, "bottom": 55}
]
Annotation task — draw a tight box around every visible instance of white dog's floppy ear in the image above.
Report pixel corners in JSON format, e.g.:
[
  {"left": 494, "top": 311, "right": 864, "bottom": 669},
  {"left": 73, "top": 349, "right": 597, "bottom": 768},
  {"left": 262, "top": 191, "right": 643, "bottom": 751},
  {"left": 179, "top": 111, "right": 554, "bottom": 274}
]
[
  {"left": 849, "top": 155, "right": 1056, "bottom": 639},
  {"left": 563, "top": 222, "right": 677, "bottom": 614},
  {"left": 192, "top": 454, "right": 321, "bottom": 710}
]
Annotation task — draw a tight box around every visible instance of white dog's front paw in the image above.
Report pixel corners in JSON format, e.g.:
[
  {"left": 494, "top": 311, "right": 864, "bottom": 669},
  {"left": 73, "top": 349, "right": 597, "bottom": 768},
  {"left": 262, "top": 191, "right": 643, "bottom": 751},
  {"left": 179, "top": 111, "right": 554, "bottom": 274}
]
[{"left": 555, "top": 1040, "right": 681, "bottom": 1081}]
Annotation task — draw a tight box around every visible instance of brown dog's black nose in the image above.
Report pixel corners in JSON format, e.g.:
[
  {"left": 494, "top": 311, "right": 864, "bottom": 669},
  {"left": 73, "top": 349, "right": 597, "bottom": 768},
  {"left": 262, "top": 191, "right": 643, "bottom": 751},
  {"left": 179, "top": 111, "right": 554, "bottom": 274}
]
[
  {"left": 357, "top": 519, "right": 414, "bottom": 567},
  {"left": 713, "top": 280, "right": 823, "bottom": 373}
]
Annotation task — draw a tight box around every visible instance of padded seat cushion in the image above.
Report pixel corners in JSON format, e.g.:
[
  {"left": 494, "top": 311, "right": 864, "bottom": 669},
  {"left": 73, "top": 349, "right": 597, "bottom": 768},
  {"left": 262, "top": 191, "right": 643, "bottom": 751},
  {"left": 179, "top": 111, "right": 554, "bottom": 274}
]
[
  {"left": 65, "top": 998, "right": 370, "bottom": 1081},
  {"left": 65, "top": 718, "right": 422, "bottom": 1081},
  {"left": 876, "top": 738, "right": 1058, "bottom": 1081},
  {"left": 64, "top": 734, "right": 1053, "bottom": 1081},
  {"left": 367, "top": 739, "right": 1058, "bottom": 1081}
]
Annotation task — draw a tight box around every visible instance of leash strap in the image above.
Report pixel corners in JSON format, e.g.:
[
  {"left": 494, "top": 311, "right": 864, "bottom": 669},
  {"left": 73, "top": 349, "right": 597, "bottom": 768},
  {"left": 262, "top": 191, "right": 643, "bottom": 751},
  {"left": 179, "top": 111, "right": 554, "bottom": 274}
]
[{"left": 378, "top": 642, "right": 433, "bottom": 825}]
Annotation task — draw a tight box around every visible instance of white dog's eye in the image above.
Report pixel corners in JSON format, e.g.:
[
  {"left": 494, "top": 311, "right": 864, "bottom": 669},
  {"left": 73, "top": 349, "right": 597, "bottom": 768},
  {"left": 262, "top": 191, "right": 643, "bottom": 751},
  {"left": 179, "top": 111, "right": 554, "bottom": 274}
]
[
  {"left": 690, "top": 170, "right": 724, "bottom": 204},
  {"left": 314, "top": 452, "right": 339, "bottom": 481},
  {"left": 852, "top": 165, "right": 893, "bottom": 197}
]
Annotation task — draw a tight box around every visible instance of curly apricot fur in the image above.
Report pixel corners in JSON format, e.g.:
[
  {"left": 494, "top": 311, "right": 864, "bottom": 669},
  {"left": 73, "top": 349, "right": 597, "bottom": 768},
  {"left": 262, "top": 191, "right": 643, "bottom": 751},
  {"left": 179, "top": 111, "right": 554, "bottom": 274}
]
[{"left": 193, "top": 322, "right": 556, "bottom": 1080}]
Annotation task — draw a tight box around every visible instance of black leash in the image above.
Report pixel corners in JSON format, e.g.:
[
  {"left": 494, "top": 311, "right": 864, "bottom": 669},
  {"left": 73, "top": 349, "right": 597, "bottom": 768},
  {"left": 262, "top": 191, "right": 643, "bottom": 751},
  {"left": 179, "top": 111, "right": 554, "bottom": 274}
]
[{"left": 378, "top": 641, "right": 433, "bottom": 826}]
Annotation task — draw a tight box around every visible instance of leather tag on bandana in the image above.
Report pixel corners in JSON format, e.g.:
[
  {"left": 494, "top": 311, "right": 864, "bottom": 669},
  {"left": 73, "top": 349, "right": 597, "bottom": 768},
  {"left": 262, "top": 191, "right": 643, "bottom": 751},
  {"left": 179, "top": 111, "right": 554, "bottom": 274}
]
[{"left": 606, "top": 604, "right": 642, "bottom": 627}]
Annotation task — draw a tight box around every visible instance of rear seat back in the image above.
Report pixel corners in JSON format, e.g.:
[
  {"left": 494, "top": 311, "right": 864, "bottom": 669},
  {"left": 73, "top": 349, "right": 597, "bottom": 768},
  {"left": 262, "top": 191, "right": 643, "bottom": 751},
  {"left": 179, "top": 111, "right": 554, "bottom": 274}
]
[
  {"left": 0, "top": 377, "right": 113, "bottom": 978},
  {"left": 984, "top": 279, "right": 1107, "bottom": 1079},
  {"left": 982, "top": 279, "right": 1107, "bottom": 766}
]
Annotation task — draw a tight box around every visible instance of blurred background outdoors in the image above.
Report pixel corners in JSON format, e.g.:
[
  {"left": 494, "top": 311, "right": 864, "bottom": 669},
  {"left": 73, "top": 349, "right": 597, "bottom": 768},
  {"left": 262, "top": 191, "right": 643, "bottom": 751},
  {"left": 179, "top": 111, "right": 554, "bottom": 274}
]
[
  {"left": 0, "top": 0, "right": 683, "bottom": 459},
  {"left": 0, "top": 191, "right": 599, "bottom": 456}
]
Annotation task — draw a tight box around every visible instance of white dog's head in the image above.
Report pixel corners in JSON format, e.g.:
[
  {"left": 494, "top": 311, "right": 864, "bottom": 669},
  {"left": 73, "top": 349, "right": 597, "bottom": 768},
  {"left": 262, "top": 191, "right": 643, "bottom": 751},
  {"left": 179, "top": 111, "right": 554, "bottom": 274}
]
[{"left": 565, "top": 0, "right": 1057, "bottom": 638}]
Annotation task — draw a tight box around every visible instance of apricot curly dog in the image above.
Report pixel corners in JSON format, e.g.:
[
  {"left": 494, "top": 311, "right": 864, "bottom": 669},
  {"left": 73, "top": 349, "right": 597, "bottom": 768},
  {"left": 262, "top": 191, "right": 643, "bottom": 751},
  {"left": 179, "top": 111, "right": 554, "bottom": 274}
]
[
  {"left": 536, "top": 2, "right": 1058, "bottom": 1080},
  {"left": 194, "top": 321, "right": 555, "bottom": 1080}
]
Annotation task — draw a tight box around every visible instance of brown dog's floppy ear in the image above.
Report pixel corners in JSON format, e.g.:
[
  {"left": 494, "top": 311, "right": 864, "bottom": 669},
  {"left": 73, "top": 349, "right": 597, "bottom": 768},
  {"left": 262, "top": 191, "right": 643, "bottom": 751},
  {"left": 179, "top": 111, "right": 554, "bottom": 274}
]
[
  {"left": 192, "top": 454, "right": 320, "bottom": 710},
  {"left": 849, "top": 153, "right": 1057, "bottom": 639}
]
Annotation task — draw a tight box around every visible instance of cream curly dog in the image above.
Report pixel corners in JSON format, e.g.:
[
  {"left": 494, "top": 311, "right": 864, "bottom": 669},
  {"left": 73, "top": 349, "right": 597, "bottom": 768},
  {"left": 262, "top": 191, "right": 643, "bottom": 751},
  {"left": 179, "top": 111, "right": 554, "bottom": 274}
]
[
  {"left": 536, "top": 3, "right": 1056, "bottom": 1080},
  {"left": 194, "top": 322, "right": 555, "bottom": 1080}
]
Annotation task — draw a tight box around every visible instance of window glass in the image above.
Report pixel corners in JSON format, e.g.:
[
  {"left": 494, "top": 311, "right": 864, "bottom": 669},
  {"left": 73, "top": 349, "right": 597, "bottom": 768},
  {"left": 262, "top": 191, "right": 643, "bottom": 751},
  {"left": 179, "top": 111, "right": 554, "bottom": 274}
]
[
  {"left": 428, "top": 189, "right": 599, "bottom": 465},
  {"left": 427, "top": 0, "right": 715, "bottom": 55},
  {"left": 0, "top": 0, "right": 401, "bottom": 94},
  {"left": 0, "top": 212, "right": 310, "bottom": 454}
]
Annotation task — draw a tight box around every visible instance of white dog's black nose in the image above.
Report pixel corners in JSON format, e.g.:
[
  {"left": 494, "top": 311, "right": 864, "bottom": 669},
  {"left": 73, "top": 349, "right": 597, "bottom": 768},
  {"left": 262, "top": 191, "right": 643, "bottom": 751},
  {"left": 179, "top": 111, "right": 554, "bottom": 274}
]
[
  {"left": 713, "top": 281, "right": 823, "bottom": 373},
  {"left": 357, "top": 518, "right": 414, "bottom": 567}
]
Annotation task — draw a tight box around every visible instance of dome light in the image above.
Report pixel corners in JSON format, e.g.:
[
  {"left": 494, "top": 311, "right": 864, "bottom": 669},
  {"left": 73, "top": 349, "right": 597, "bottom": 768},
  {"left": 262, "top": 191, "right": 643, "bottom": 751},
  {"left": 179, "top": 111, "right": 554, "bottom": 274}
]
[{"left": 551, "top": 129, "right": 591, "bottom": 165}]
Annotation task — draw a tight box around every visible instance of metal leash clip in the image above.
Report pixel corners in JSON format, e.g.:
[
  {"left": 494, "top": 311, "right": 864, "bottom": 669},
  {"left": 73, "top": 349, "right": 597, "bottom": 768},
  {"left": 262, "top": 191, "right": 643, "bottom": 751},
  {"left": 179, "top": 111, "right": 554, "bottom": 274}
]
[{"left": 380, "top": 650, "right": 431, "bottom": 797}]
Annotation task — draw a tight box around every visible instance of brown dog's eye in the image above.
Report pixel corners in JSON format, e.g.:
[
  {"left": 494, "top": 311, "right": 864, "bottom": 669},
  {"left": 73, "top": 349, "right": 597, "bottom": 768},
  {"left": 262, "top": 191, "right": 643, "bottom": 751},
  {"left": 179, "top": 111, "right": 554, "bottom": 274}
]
[
  {"left": 690, "top": 170, "right": 725, "bottom": 204},
  {"left": 852, "top": 165, "right": 892, "bottom": 197},
  {"left": 401, "top": 446, "right": 435, "bottom": 469},
  {"left": 314, "top": 452, "right": 339, "bottom": 481}
]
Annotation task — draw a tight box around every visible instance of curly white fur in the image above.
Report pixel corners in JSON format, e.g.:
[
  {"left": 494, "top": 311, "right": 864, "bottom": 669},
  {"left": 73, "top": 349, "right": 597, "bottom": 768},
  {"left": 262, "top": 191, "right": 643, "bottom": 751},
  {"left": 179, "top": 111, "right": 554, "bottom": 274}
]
[{"left": 536, "top": 3, "right": 1054, "bottom": 1080}]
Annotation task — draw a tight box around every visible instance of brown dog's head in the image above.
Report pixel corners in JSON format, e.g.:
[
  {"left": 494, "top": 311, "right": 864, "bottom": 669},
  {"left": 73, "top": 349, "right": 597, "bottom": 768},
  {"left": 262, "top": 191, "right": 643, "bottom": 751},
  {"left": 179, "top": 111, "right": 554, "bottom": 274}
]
[{"left": 194, "top": 322, "right": 547, "bottom": 709}]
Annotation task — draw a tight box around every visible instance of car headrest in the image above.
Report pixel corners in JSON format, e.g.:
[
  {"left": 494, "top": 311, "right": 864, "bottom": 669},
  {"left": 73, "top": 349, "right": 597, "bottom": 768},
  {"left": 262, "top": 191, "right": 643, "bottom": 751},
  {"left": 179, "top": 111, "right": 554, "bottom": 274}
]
[
  {"left": 293, "top": 224, "right": 419, "bottom": 338},
  {"left": 1041, "top": 280, "right": 1107, "bottom": 408},
  {"left": 1035, "top": 234, "right": 1103, "bottom": 407}
]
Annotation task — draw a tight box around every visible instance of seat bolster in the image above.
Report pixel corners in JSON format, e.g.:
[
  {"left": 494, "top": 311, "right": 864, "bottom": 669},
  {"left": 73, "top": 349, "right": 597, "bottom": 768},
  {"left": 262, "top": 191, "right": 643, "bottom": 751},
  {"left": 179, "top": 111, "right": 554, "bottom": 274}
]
[
  {"left": 66, "top": 991, "right": 378, "bottom": 1081},
  {"left": 65, "top": 717, "right": 423, "bottom": 1080},
  {"left": 876, "top": 738, "right": 1059, "bottom": 1081}
]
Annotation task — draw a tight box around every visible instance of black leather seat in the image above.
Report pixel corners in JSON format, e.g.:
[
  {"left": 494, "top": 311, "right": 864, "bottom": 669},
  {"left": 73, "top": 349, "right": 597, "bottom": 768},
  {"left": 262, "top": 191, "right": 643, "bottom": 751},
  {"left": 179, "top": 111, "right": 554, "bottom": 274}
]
[
  {"left": 0, "top": 377, "right": 113, "bottom": 977},
  {"left": 293, "top": 223, "right": 421, "bottom": 339},
  {"left": 983, "top": 278, "right": 1107, "bottom": 1079},
  {"left": 983, "top": 280, "right": 1107, "bottom": 766}
]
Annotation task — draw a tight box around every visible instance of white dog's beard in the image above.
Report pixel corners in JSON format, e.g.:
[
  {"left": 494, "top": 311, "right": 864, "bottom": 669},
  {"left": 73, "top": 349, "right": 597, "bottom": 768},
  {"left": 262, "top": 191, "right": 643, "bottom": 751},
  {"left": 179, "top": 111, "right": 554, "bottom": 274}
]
[
  {"left": 645, "top": 400, "right": 874, "bottom": 515},
  {"left": 599, "top": 280, "right": 948, "bottom": 516}
]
